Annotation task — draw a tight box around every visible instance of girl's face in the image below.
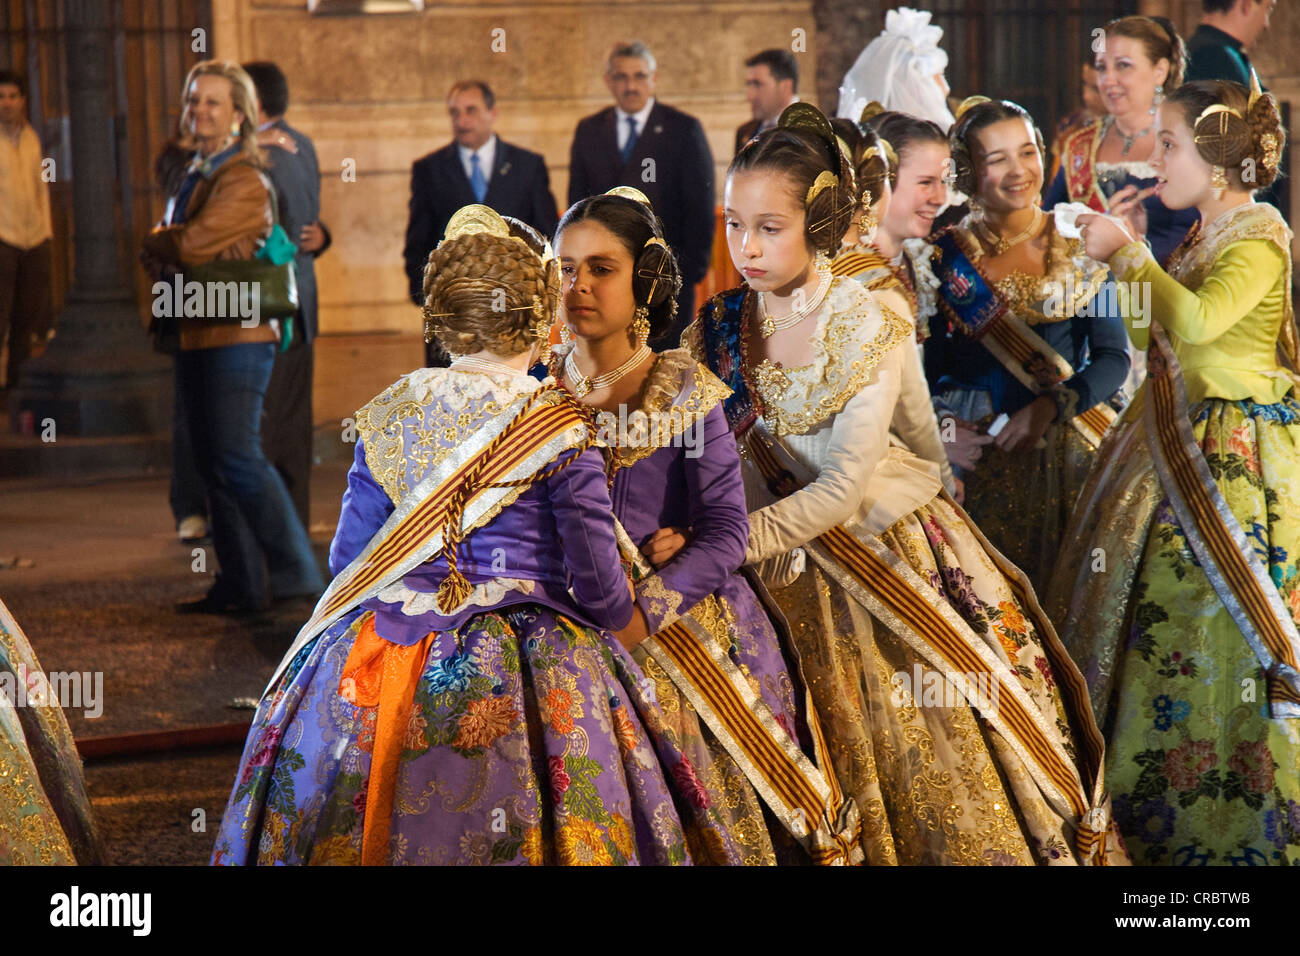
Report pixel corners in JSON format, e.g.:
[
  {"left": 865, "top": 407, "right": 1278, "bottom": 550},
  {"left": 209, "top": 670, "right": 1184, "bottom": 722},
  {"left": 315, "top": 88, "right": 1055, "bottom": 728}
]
[
  {"left": 1149, "top": 103, "right": 1214, "bottom": 211},
  {"left": 881, "top": 141, "right": 949, "bottom": 241},
  {"left": 557, "top": 219, "right": 639, "bottom": 342},
  {"left": 724, "top": 169, "right": 814, "bottom": 295},
  {"left": 971, "top": 116, "right": 1043, "bottom": 216},
  {"left": 1094, "top": 34, "right": 1168, "bottom": 118},
  {"left": 184, "top": 74, "right": 241, "bottom": 148}
]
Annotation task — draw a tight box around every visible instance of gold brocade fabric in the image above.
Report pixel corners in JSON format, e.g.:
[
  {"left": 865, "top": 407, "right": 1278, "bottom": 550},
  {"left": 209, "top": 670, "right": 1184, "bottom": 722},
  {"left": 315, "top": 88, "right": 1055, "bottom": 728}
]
[
  {"left": 1, "top": 601, "right": 100, "bottom": 865},
  {"left": 771, "top": 498, "right": 1090, "bottom": 865},
  {"left": 959, "top": 419, "right": 1098, "bottom": 595}
]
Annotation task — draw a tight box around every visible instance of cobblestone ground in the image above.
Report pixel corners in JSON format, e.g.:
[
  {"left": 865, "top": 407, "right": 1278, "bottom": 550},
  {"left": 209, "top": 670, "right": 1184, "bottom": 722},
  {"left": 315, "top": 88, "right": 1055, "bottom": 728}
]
[{"left": 1, "top": 464, "right": 349, "bottom": 865}]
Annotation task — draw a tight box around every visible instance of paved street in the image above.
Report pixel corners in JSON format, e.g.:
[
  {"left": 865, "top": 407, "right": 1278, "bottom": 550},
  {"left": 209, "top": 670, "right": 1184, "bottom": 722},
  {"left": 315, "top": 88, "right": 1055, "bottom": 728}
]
[{"left": 1, "top": 462, "right": 351, "bottom": 865}]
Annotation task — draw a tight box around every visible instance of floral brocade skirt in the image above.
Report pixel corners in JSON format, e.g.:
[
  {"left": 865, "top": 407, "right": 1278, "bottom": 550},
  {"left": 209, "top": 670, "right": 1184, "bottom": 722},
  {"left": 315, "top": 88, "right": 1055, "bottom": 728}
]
[
  {"left": 0, "top": 600, "right": 99, "bottom": 865},
  {"left": 769, "top": 495, "right": 1110, "bottom": 865},
  {"left": 212, "top": 602, "right": 783, "bottom": 865},
  {"left": 1047, "top": 396, "right": 1300, "bottom": 865},
  {"left": 942, "top": 387, "right": 1098, "bottom": 595}
]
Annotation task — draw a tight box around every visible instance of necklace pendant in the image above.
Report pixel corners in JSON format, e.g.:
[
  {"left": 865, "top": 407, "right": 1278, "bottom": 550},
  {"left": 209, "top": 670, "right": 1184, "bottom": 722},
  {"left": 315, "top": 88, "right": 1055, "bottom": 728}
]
[
  {"left": 572, "top": 376, "right": 592, "bottom": 397},
  {"left": 759, "top": 313, "right": 776, "bottom": 338}
]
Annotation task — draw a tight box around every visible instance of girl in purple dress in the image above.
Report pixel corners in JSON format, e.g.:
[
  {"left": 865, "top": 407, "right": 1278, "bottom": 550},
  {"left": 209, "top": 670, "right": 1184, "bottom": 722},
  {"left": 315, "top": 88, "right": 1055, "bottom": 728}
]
[
  {"left": 551, "top": 190, "right": 859, "bottom": 864},
  {"left": 213, "top": 206, "right": 742, "bottom": 865}
]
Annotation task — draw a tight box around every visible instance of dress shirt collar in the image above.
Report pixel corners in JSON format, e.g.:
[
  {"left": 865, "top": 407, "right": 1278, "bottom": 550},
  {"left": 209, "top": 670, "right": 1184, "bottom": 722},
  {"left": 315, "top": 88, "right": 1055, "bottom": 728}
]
[
  {"left": 458, "top": 135, "right": 497, "bottom": 178},
  {"left": 615, "top": 98, "right": 655, "bottom": 132}
]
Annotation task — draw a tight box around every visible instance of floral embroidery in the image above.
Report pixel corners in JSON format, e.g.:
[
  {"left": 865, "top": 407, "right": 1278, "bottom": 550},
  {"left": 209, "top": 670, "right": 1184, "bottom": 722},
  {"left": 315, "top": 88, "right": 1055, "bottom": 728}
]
[{"left": 453, "top": 695, "right": 516, "bottom": 751}]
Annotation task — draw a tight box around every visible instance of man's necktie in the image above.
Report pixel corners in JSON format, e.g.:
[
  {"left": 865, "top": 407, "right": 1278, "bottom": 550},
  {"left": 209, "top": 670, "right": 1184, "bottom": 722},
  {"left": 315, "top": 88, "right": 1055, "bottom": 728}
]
[
  {"left": 620, "top": 116, "right": 639, "bottom": 164},
  {"left": 470, "top": 153, "right": 487, "bottom": 202}
]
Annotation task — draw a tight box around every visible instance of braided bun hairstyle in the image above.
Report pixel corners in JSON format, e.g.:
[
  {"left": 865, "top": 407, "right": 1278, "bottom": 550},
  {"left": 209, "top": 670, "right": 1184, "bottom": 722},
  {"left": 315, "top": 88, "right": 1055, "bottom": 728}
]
[
  {"left": 421, "top": 225, "right": 554, "bottom": 357},
  {"left": 555, "top": 192, "right": 682, "bottom": 338},
  {"left": 949, "top": 97, "right": 1047, "bottom": 198},
  {"left": 1166, "top": 79, "right": 1286, "bottom": 191},
  {"left": 830, "top": 117, "right": 889, "bottom": 214},
  {"left": 730, "top": 103, "right": 858, "bottom": 254},
  {"left": 1104, "top": 15, "right": 1186, "bottom": 89}
]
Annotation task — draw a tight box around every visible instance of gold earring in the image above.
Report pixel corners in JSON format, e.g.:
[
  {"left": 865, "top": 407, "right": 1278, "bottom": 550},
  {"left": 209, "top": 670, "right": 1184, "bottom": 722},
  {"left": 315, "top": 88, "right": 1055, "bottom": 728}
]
[
  {"left": 630, "top": 305, "right": 651, "bottom": 347},
  {"left": 858, "top": 208, "right": 878, "bottom": 235},
  {"left": 1211, "top": 164, "right": 1228, "bottom": 199},
  {"left": 530, "top": 297, "right": 551, "bottom": 364},
  {"left": 230, "top": 121, "right": 241, "bottom": 136}
]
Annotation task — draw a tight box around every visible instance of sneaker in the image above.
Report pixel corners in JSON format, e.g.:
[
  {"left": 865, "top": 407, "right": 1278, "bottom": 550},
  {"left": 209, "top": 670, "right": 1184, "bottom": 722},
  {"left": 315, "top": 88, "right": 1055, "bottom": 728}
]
[{"left": 178, "top": 515, "right": 209, "bottom": 543}]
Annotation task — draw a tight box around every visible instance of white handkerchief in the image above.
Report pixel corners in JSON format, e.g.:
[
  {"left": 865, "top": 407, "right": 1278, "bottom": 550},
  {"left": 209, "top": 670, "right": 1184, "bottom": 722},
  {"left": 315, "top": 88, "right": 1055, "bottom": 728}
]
[{"left": 1052, "top": 202, "right": 1096, "bottom": 240}]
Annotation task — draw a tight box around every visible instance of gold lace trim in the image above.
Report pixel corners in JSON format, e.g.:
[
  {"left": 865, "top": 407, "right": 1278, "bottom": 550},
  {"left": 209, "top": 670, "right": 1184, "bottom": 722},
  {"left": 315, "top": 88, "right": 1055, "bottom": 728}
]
[{"left": 754, "top": 277, "right": 912, "bottom": 437}]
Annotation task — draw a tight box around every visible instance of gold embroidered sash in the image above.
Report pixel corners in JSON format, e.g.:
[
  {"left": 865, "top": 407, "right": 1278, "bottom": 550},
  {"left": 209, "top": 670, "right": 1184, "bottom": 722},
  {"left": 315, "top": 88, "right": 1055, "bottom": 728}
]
[
  {"left": 1144, "top": 324, "right": 1300, "bottom": 717},
  {"left": 743, "top": 419, "right": 1115, "bottom": 863},
  {"left": 265, "top": 387, "right": 589, "bottom": 693},
  {"left": 613, "top": 522, "right": 863, "bottom": 865}
]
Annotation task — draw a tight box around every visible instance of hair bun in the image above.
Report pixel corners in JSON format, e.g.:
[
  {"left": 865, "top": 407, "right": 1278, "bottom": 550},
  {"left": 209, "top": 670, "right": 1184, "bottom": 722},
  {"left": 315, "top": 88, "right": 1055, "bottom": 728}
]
[{"left": 1194, "top": 104, "right": 1252, "bottom": 167}]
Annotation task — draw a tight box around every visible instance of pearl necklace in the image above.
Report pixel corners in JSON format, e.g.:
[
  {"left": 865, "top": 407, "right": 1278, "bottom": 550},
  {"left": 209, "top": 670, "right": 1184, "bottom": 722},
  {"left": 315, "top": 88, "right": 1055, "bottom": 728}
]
[
  {"left": 758, "top": 255, "right": 833, "bottom": 338},
  {"left": 564, "top": 344, "right": 652, "bottom": 397},
  {"left": 450, "top": 355, "right": 530, "bottom": 377}
]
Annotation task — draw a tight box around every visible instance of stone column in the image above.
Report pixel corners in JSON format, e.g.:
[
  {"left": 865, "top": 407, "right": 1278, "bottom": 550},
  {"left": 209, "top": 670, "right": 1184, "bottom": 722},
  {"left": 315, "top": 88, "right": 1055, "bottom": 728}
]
[{"left": 9, "top": 0, "right": 170, "bottom": 437}]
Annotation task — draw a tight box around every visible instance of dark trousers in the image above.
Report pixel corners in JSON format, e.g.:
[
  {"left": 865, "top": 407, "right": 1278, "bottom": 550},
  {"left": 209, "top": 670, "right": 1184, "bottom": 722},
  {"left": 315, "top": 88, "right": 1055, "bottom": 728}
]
[
  {"left": 261, "top": 333, "right": 314, "bottom": 529},
  {"left": 0, "top": 238, "right": 53, "bottom": 388},
  {"left": 175, "top": 343, "right": 324, "bottom": 606},
  {"left": 170, "top": 362, "right": 208, "bottom": 524}
]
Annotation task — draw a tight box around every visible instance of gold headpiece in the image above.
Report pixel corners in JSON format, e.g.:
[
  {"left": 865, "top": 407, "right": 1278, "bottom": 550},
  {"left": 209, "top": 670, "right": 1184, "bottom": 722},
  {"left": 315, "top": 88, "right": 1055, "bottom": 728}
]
[
  {"left": 1248, "top": 69, "right": 1263, "bottom": 112},
  {"left": 806, "top": 169, "right": 840, "bottom": 207},
  {"left": 1193, "top": 103, "right": 1250, "bottom": 167},
  {"left": 955, "top": 95, "right": 992, "bottom": 124},
  {"left": 858, "top": 101, "right": 887, "bottom": 126},
  {"left": 605, "top": 185, "right": 653, "bottom": 207},
  {"left": 864, "top": 138, "right": 898, "bottom": 171},
  {"left": 439, "top": 204, "right": 511, "bottom": 246}
]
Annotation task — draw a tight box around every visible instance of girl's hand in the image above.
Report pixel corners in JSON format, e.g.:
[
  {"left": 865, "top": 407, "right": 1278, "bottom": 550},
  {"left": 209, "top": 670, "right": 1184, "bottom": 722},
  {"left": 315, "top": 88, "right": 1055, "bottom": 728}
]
[
  {"left": 942, "top": 417, "right": 994, "bottom": 471},
  {"left": 994, "top": 394, "right": 1057, "bottom": 452},
  {"left": 613, "top": 606, "right": 651, "bottom": 650},
  {"left": 952, "top": 476, "right": 965, "bottom": 505},
  {"left": 641, "top": 526, "right": 690, "bottom": 567},
  {"left": 1077, "top": 212, "right": 1137, "bottom": 262}
]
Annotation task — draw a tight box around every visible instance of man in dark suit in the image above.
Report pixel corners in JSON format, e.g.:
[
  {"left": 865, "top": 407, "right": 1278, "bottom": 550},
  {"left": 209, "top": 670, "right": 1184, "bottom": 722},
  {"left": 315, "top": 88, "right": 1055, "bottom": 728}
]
[
  {"left": 568, "top": 41, "right": 713, "bottom": 347},
  {"left": 244, "top": 61, "right": 331, "bottom": 531},
  {"left": 1185, "top": 0, "right": 1274, "bottom": 86},
  {"left": 404, "top": 80, "right": 558, "bottom": 364},
  {"left": 734, "top": 49, "right": 799, "bottom": 156},
  {"left": 1185, "top": 0, "right": 1286, "bottom": 220}
]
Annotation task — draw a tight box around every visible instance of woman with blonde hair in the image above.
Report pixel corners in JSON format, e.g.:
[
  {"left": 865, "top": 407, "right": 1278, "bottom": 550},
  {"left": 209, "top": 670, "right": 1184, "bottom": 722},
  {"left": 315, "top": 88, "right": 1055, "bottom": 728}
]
[{"left": 140, "top": 59, "right": 321, "bottom": 614}]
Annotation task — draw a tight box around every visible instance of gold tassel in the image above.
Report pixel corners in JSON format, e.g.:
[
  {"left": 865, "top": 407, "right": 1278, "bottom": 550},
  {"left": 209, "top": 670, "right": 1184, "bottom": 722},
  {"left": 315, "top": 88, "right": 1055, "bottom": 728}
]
[{"left": 436, "top": 569, "right": 472, "bottom": 614}]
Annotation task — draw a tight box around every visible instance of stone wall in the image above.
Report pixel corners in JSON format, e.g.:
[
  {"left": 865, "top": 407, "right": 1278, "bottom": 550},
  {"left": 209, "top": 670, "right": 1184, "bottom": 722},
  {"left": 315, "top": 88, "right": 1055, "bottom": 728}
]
[{"left": 212, "top": 0, "right": 816, "bottom": 337}]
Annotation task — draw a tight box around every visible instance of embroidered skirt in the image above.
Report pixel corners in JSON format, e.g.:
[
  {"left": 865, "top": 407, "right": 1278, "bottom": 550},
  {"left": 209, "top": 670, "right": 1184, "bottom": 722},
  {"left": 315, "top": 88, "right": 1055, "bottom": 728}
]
[
  {"left": 940, "top": 386, "right": 1097, "bottom": 594},
  {"left": 768, "top": 495, "right": 1115, "bottom": 864},
  {"left": 1048, "top": 395, "right": 1300, "bottom": 864},
  {"left": 212, "top": 603, "right": 775, "bottom": 865},
  {"left": 0, "top": 600, "right": 100, "bottom": 865}
]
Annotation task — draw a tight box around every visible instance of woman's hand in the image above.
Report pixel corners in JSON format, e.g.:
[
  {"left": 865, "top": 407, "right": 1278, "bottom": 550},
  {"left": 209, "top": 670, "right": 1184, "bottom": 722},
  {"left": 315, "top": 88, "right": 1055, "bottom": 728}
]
[
  {"left": 1078, "top": 211, "right": 1137, "bottom": 262},
  {"left": 952, "top": 476, "right": 965, "bottom": 506},
  {"left": 613, "top": 606, "right": 651, "bottom": 651},
  {"left": 256, "top": 127, "right": 298, "bottom": 154},
  {"left": 941, "top": 416, "right": 994, "bottom": 471},
  {"left": 995, "top": 394, "right": 1057, "bottom": 452},
  {"left": 641, "top": 526, "right": 690, "bottom": 568}
]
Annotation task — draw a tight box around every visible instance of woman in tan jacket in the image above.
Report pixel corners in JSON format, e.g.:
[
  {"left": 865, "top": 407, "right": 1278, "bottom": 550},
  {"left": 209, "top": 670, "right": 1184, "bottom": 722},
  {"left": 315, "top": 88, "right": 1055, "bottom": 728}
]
[{"left": 141, "top": 60, "right": 322, "bottom": 614}]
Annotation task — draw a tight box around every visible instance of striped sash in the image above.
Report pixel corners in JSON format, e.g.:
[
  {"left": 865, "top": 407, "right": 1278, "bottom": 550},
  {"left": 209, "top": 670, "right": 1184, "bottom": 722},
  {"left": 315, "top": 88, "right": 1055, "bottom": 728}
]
[
  {"left": 1144, "top": 325, "right": 1300, "bottom": 717},
  {"left": 743, "top": 420, "right": 1115, "bottom": 864},
  {"left": 613, "top": 523, "right": 863, "bottom": 864},
  {"left": 265, "top": 387, "right": 589, "bottom": 693},
  {"left": 932, "top": 230, "right": 1116, "bottom": 447}
]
